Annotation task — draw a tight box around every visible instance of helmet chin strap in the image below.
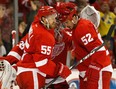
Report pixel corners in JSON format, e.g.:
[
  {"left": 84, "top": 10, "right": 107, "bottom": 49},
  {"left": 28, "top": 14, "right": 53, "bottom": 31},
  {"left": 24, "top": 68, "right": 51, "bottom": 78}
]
[
  {"left": 41, "top": 18, "right": 50, "bottom": 29},
  {"left": 72, "top": 16, "right": 78, "bottom": 24},
  {"left": 72, "top": 20, "right": 75, "bottom": 24},
  {"left": 46, "top": 19, "right": 50, "bottom": 29}
]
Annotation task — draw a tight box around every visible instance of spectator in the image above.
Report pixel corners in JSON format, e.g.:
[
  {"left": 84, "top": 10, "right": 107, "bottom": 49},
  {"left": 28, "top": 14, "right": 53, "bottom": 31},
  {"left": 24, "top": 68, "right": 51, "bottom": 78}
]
[
  {"left": 18, "top": 0, "right": 30, "bottom": 22},
  {"left": 26, "top": 0, "right": 43, "bottom": 25},
  {"left": 91, "top": 0, "right": 102, "bottom": 11},
  {"left": 39, "top": 0, "right": 56, "bottom": 6},
  {"left": 0, "top": 2, "right": 14, "bottom": 55},
  {"left": 114, "top": 29, "right": 116, "bottom": 66},
  {"left": 18, "top": 20, "right": 27, "bottom": 40},
  {"left": 74, "top": 0, "right": 88, "bottom": 13},
  {"left": 0, "top": 4, "right": 4, "bottom": 48},
  {"left": 109, "top": 0, "right": 116, "bottom": 13},
  {"left": 98, "top": 1, "right": 116, "bottom": 45},
  {"left": 98, "top": 1, "right": 116, "bottom": 63},
  {"left": 19, "top": 0, "right": 44, "bottom": 40}
]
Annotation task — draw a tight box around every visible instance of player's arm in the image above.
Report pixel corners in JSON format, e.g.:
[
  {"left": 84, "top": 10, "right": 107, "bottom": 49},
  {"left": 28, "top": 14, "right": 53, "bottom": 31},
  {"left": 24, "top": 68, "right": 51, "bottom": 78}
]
[
  {"left": 27, "top": 33, "right": 71, "bottom": 78},
  {"left": 57, "top": 28, "right": 73, "bottom": 51},
  {"left": 5, "top": 35, "right": 27, "bottom": 65},
  {"left": 0, "top": 36, "right": 26, "bottom": 89}
]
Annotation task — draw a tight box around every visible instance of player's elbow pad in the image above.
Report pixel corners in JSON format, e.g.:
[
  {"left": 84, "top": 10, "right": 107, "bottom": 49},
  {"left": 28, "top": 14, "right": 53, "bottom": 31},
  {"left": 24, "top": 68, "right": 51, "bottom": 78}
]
[{"left": 55, "top": 62, "right": 71, "bottom": 79}]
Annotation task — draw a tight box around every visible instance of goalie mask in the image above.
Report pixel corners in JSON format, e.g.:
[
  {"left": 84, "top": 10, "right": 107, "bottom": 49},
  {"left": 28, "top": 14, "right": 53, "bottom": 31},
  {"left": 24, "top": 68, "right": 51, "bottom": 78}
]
[
  {"left": 0, "top": 59, "right": 17, "bottom": 89},
  {"left": 80, "top": 5, "right": 100, "bottom": 28}
]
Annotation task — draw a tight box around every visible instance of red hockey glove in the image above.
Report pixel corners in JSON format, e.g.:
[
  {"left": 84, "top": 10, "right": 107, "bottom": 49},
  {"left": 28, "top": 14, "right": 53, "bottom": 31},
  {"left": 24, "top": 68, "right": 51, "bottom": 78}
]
[
  {"left": 55, "top": 62, "right": 71, "bottom": 79},
  {"left": 83, "top": 62, "right": 103, "bottom": 88}
]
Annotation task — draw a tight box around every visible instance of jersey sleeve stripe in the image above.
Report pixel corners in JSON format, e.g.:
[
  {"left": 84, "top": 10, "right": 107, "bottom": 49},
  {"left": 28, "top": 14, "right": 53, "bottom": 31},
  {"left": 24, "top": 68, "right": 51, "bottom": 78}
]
[
  {"left": 35, "top": 58, "right": 48, "bottom": 67},
  {"left": 8, "top": 51, "right": 21, "bottom": 60}
]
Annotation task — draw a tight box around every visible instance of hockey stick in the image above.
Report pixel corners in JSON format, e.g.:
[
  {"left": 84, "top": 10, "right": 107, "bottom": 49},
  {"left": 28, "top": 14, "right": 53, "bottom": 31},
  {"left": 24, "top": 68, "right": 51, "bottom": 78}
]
[
  {"left": 43, "top": 24, "right": 116, "bottom": 89},
  {"left": 11, "top": 30, "right": 16, "bottom": 48}
]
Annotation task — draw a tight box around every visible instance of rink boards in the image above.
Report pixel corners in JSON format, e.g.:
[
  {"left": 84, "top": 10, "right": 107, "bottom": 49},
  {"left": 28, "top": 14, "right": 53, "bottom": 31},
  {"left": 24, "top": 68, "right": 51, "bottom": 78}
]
[{"left": 66, "top": 69, "right": 116, "bottom": 89}]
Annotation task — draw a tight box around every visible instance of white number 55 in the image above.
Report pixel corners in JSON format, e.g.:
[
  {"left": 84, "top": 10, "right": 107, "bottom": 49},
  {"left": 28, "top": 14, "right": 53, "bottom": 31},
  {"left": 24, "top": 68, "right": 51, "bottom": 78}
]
[
  {"left": 81, "top": 33, "right": 94, "bottom": 45},
  {"left": 41, "top": 45, "right": 52, "bottom": 55}
]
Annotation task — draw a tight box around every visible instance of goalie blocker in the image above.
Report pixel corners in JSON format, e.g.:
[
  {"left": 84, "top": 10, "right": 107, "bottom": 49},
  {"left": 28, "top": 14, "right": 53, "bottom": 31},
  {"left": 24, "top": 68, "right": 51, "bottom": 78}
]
[{"left": 0, "top": 59, "right": 17, "bottom": 89}]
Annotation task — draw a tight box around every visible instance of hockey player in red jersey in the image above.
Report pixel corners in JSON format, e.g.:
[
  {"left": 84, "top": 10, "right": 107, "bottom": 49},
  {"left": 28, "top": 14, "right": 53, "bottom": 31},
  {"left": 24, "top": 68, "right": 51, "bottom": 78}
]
[
  {"left": 62, "top": 4, "right": 113, "bottom": 89},
  {"left": 45, "top": 28, "right": 73, "bottom": 89},
  {"left": 45, "top": 2, "right": 76, "bottom": 89},
  {"left": 2, "top": 3, "right": 73, "bottom": 88},
  {"left": 3, "top": 6, "right": 71, "bottom": 89},
  {"left": 0, "top": 35, "right": 27, "bottom": 89},
  {"left": 17, "top": 6, "right": 71, "bottom": 89}
]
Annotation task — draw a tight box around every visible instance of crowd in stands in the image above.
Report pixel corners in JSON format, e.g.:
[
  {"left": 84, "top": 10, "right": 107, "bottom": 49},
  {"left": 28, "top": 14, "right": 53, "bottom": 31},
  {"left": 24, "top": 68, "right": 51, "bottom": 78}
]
[
  {"left": 0, "top": 0, "right": 116, "bottom": 68},
  {"left": 92, "top": 0, "right": 116, "bottom": 68}
]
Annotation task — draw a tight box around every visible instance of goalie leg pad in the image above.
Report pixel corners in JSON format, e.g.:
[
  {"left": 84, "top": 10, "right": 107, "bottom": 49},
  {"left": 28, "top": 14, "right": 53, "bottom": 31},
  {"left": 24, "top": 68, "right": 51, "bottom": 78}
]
[{"left": 0, "top": 60, "right": 17, "bottom": 89}]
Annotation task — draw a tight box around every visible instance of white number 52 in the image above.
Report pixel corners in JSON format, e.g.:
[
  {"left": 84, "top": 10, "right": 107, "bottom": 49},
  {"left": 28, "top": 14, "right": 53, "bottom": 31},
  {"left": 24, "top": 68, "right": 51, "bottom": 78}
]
[
  {"left": 41, "top": 45, "right": 52, "bottom": 55},
  {"left": 81, "top": 33, "right": 94, "bottom": 45}
]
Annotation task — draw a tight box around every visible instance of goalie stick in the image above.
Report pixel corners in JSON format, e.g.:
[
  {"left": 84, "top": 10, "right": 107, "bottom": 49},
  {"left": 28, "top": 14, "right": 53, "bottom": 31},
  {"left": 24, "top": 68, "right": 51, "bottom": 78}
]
[{"left": 43, "top": 24, "right": 116, "bottom": 89}]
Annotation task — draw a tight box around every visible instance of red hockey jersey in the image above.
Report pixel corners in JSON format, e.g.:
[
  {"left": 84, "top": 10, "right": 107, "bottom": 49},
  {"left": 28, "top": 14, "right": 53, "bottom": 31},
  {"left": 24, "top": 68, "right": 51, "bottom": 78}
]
[
  {"left": 51, "top": 29, "right": 72, "bottom": 65},
  {"left": 72, "top": 18, "right": 111, "bottom": 71},
  {"left": 6, "top": 35, "right": 27, "bottom": 65},
  {"left": 6, "top": 25, "right": 72, "bottom": 77},
  {"left": 16, "top": 22, "right": 58, "bottom": 76}
]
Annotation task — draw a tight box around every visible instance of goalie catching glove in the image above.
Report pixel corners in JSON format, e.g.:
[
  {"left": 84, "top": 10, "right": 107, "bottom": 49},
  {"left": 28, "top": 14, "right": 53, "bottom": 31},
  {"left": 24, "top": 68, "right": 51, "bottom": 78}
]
[
  {"left": 55, "top": 62, "right": 71, "bottom": 79},
  {"left": 0, "top": 60, "right": 17, "bottom": 89}
]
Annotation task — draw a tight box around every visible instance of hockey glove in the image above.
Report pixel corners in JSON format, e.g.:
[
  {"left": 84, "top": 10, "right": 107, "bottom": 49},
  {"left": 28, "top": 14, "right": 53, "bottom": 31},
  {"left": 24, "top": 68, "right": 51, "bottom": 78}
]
[
  {"left": 83, "top": 62, "right": 102, "bottom": 88},
  {"left": 55, "top": 62, "right": 71, "bottom": 79}
]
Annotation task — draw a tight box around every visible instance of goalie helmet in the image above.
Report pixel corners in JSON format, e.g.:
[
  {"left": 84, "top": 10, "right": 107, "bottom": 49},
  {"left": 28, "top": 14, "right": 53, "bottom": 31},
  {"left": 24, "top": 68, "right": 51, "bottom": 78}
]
[
  {"left": 80, "top": 5, "right": 100, "bottom": 28},
  {"left": 0, "top": 59, "right": 17, "bottom": 89}
]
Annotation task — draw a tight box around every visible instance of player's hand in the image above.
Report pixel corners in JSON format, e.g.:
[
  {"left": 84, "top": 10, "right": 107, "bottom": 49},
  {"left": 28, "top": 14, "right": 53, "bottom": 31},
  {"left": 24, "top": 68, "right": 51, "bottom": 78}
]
[
  {"left": 55, "top": 62, "right": 71, "bottom": 79},
  {"left": 84, "top": 62, "right": 102, "bottom": 81}
]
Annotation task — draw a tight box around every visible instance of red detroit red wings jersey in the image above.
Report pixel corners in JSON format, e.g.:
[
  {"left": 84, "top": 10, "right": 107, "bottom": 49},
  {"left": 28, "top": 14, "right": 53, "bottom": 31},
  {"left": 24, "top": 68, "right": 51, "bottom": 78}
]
[
  {"left": 17, "top": 22, "right": 57, "bottom": 76},
  {"left": 6, "top": 35, "right": 27, "bottom": 65},
  {"left": 51, "top": 30, "right": 72, "bottom": 65},
  {"left": 72, "top": 18, "right": 111, "bottom": 71}
]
